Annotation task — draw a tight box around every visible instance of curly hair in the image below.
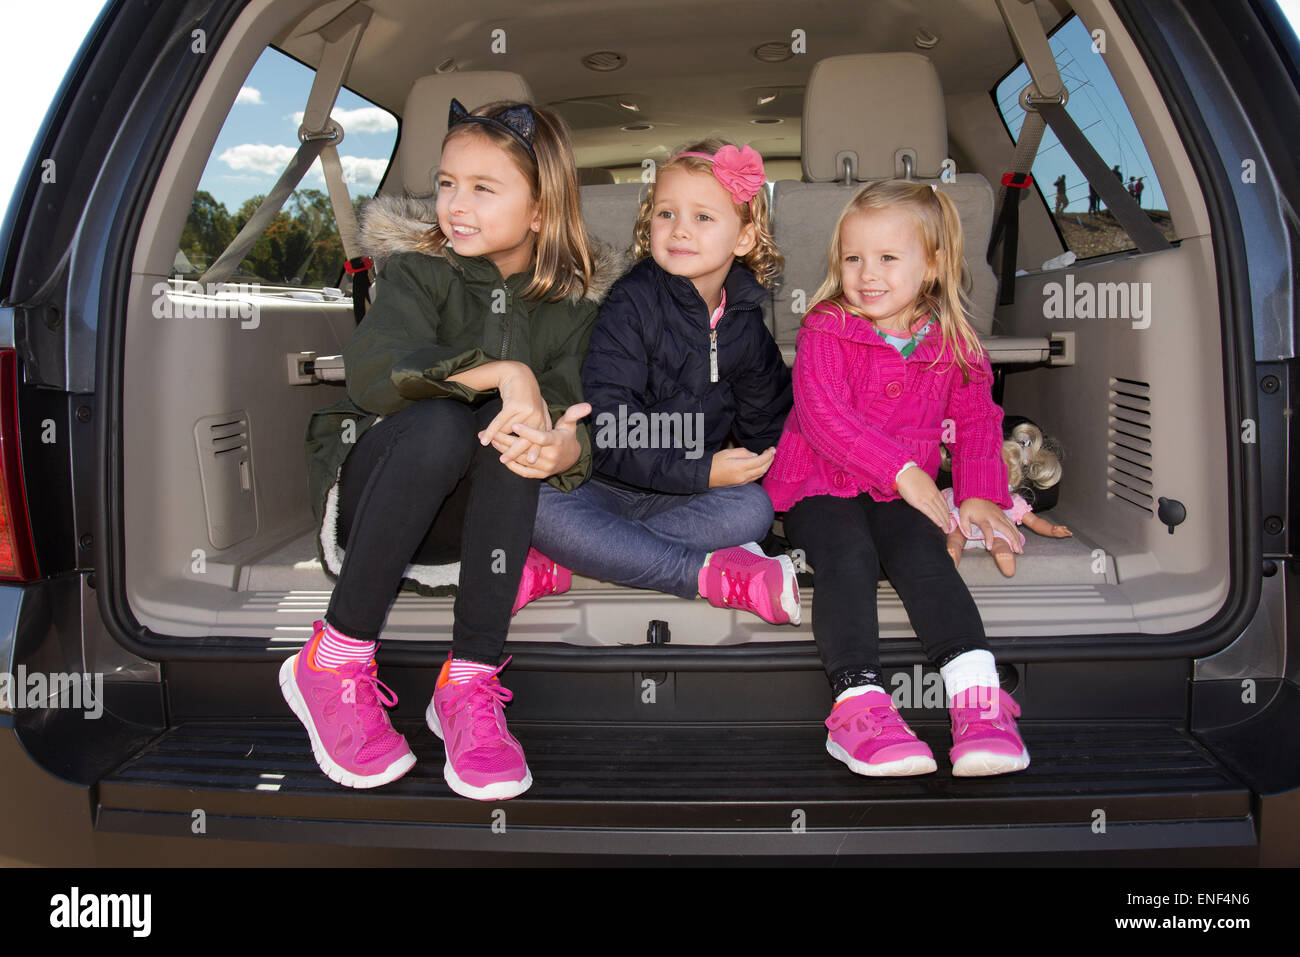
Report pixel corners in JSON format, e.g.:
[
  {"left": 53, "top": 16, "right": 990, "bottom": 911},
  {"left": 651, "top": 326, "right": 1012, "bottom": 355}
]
[{"left": 630, "top": 138, "right": 783, "bottom": 289}]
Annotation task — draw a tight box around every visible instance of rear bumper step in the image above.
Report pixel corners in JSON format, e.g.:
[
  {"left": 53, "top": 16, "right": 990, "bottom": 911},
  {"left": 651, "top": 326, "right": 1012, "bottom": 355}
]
[{"left": 96, "top": 719, "right": 1256, "bottom": 857}]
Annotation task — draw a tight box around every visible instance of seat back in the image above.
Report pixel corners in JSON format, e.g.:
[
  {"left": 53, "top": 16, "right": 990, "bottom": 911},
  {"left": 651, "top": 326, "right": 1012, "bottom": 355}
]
[{"left": 772, "top": 53, "right": 997, "bottom": 350}]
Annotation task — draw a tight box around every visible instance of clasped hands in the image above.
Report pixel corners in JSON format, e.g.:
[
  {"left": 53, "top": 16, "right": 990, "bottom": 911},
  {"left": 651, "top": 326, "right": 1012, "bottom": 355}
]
[{"left": 476, "top": 361, "right": 587, "bottom": 480}]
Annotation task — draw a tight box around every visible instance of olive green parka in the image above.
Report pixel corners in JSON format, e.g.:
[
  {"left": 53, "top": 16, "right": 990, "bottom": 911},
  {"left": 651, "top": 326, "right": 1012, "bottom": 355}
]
[{"left": 305, "top": 194, "right": 626, "bottom": 597}]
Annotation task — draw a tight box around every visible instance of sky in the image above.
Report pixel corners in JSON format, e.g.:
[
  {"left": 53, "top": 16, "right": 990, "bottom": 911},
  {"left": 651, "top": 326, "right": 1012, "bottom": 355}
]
[{"left": 4, "top": 1, "right": 1300, "bottom": 235}]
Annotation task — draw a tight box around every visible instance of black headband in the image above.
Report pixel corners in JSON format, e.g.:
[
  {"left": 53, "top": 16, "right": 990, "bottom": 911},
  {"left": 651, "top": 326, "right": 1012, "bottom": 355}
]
[{"left": 447, "top": 97, "right": 538, "bottom": 163}]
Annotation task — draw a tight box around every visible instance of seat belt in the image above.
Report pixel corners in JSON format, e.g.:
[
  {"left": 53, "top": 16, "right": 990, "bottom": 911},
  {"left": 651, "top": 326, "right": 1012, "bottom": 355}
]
[
  {"left": 988, "top": 0, "right": 1170, "bottom": 303},
  {"left": 200, "top": 3, "right": 372, "bottom": 285}
]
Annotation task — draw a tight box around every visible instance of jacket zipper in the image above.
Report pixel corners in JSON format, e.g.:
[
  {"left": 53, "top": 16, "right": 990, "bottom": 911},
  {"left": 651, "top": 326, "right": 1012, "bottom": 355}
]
[
  {"left": 708, "top": 301, "right": 741, "bottom": 384},
  {"left": 499, "top": 284, "right": 513, "bottom": 358}
]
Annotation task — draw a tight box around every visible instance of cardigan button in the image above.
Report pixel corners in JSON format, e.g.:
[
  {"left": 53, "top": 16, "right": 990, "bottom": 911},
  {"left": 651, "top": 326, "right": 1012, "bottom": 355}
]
[
  {"left": 884, "top": 380, "right": 903, "bottom": 398},
  {"left": 832, "top": 470, "right": 846, "bottom": 488}
]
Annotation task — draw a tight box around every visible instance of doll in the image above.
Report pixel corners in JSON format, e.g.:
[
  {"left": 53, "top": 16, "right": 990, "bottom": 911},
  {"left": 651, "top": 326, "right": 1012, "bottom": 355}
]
[{"left": 942, "top": 421, "right": 1071, "bottom": 576}]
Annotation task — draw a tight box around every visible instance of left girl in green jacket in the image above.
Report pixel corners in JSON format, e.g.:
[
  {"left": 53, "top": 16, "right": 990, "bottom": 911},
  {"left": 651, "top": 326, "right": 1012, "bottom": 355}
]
[{"left": 287, "top": 98, "right": 620, "bottom": 800}]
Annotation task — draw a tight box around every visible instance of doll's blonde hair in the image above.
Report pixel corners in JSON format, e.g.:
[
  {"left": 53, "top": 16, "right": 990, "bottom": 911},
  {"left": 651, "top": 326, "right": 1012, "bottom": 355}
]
[
  {"left": 631, "top": 139, "right": 783, "bottom": 289},
  {"left": 1002, "top": 422, "right": 1063, "bottom": 492}
]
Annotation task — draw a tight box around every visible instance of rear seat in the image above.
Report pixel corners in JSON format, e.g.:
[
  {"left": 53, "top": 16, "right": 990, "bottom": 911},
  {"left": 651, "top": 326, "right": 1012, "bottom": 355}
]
[{"left": 771, "top": 52, "right": 1051, "bottom": 366}]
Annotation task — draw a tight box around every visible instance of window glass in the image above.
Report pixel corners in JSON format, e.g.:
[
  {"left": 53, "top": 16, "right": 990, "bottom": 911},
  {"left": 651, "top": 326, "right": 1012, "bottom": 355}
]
[
  {"left": 176, "top": 47, "right": 398, "bottom": 286},
  {"left": 992, "top": 15, "right": 1176, "bottom": 259}
]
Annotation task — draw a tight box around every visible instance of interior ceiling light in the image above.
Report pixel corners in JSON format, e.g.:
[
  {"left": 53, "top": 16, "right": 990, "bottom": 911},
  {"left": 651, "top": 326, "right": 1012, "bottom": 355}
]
[
  {"left": 621, "top": 123, "right": 653, "bottom": 132},
  {"left": 750, "top": 117, "right": 783, "bottom": 125},
  {"left": 583, "top": 51, "right": 627, "bottom": 72},
  {"left": 618, "top": 100, "right": 640, "bottom": 111},
  {"left": 753, "top": 41, "right": 795, "bottom": 63},
  {"left": 435, "top": 57, "right": 457, "bottom": 73},
  {"left": 757, "top": 93, "right": 777, "bottom": 105},
  {"left": 914, "top": 28, "right": 939, "bottom": 49}
]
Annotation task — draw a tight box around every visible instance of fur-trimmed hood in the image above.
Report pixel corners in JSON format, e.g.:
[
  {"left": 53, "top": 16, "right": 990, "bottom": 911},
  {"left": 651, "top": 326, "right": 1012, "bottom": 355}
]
[{"left": 357, "top": 193, "right": 630, "bottom": 305}]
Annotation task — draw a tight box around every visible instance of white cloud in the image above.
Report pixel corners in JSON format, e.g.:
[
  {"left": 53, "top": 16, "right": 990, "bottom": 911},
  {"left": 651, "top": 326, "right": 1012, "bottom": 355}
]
[
  {"left": 290, "top": 106, "right": 397, "bottom": 134},
  {"left": 235, "top": 86, "right": 263, "bottom": 105},
  {"left": 216, "top": 144, "right": 388, "bottom": 192},
  {"left": 218, "top": 143, "right": 298, "bottom": 175},
  {"left": 336, "top": 155, "right": 388, "bottom": 189}
]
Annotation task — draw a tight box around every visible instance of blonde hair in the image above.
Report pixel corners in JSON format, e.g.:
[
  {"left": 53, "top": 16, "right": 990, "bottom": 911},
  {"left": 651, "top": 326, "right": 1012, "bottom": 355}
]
[
  {"left": 415, "top": 100, "right": 594, "bottom": 302},
  {"left": 807, "top": 180, "right": 983, "bottom": 382},
  {"left": 631, "top": 139, "right": 783, "bottom": 289},
  {"left": 1003, "top": 422, "right": 1063, "bottom": 493}
]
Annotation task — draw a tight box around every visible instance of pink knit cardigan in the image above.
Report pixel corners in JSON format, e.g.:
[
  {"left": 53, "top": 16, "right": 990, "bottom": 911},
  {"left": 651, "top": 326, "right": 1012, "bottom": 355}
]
[{"left": 763, "top": 302, "right": 1012, "bottom": 513}]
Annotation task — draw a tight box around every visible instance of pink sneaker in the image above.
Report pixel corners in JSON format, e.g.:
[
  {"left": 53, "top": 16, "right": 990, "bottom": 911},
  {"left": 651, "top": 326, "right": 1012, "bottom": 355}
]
[
  {"left": 824, "top": 690, "right": 937, "bottom": 776},
  {"left": 699, "top": 542, "right": 801, "bottom": 625},
  {"left": 278, "top": 621, "right": 416, "bottom": 788},
  {"left": 512, "top": 547, "right": 572, "bottom": 615},
  {"left": 425, "top": 656, "right": 532, "bottom": 800},
  {"left": 949, "top": 686, "right": 1031, "bottom": 777}
]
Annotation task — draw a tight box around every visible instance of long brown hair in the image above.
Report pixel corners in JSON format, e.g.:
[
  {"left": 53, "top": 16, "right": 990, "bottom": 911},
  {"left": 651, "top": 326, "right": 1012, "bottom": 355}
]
[
  {"left": 631, "top": 138, "right": 783, "bottom": 289},
  {"left": 808, "top": 180, "right": 984, "bottom": 381},
  {"left": 414, "top": 100, "right": 594, "bottom": 302}
]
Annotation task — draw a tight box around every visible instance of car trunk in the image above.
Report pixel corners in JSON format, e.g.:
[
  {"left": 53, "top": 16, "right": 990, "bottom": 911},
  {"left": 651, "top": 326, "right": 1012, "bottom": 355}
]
[{"left": 118, "top": 225, "right": 1229, "bottom": 649}]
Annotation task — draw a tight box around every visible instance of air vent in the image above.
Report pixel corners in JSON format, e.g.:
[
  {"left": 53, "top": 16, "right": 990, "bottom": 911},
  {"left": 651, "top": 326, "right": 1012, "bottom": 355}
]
[
  {"left": 753, "top": 41, "right": 795, "bottom": 63},
  {"left": 1107, "top": 377, "right": 1153, "bottom": 515},
  {"left": 582, "top": 51, "right": 627, "bottom": 72},
  {"left": 194, "top": 411, "right": 259, "bottom": 549}
]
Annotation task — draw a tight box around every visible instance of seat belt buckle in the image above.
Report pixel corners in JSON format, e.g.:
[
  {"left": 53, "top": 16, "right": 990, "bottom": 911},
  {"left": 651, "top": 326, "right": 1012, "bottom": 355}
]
[
  {"left": 1000, "top": 172, "right": 1034, "bottom": 189},
  {"left": 344, "top": 256, "right": 373, "bottom": 274}
]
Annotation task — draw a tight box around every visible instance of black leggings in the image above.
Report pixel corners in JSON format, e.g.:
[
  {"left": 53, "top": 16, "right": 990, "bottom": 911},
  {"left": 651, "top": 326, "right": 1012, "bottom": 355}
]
[
  {"left": 783, "top": 493, "right": 989, "bottom": 679},
  {"left": 325, "top": 396, "right": 539, "bottom": 664}
]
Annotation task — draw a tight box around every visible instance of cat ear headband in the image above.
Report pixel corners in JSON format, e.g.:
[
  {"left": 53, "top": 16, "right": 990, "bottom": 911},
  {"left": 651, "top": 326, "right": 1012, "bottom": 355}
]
[{"left": 447, "top": 97, "right": 537, "bottom": 163}]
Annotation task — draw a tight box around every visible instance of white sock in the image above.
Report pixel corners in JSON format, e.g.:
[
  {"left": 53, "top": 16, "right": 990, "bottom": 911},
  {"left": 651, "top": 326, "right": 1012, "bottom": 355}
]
[
  {"left": 940, "top": 650, "right": 1000, "bottom": 705},
  {"left": 835, "top": 684, "right": 885, "bottom": 704}
]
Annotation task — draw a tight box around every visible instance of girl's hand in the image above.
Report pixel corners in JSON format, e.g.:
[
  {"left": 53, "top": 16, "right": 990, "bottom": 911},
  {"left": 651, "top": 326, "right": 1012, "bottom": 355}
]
[
  {"left": 896, "top": 467, "right": 953, "bottom": 531},
  {"left": 478, "top": 362, "right": 550, "bottom": 455},
  {"left": 709, "top": 447, "right": 775, "bottom": 488},
  {"left": 495, "top": 403, "right": 591, "bottom": 479},
  {"left": 958, "top": 497, "right": 1024, "bottom": 553}
]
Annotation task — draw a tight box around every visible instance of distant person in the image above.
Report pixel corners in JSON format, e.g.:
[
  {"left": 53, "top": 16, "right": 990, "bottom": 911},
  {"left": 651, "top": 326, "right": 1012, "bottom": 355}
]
[
  {"left": 1088, "top": 182, "right": 1100, "bottom": 214},
  {"left": 1134, "top": 176, "right": 1145, "bottom": 208},
  {"left": 1127, "top": 176, "right": 1138, "bottom": 201},
  {"left": 1053, "top": 174, "right": 1067, "bottom": 215},
  {"left": 1112, "top": 164, "right": 1122, "bottom": 183}
]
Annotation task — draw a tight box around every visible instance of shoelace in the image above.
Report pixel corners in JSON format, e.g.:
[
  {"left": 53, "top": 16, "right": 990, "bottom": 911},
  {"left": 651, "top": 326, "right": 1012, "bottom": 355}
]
[
  {"left": 334, "top": 667, "right": 401, "bottom": 742},
  {"left": 525, "top": 561, "right": 556, "bottom": 602},
  {"left": 721, "top": 567, "right": 756, "bottom": 608},
  {"left": 443, "top": 659, "right": 514, "bottom": 750}
]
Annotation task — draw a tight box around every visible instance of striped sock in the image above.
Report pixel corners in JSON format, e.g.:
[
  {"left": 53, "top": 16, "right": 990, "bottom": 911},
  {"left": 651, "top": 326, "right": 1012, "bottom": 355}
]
[
  {"left": 448, "top": 659, "right": 496, "bottom": 683},
  {"left": 314, "top": 620, "right": 377, "bottom": 669}
]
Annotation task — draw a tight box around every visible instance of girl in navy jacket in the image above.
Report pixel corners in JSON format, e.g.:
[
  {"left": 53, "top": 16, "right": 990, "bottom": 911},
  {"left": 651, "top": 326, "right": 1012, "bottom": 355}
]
[{"left": 521, "top": 140, "right": 801, "bottom": 624}]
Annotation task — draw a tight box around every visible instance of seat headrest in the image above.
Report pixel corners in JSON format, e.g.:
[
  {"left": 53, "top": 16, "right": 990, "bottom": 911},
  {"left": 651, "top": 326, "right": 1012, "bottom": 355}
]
[
  {"left": 802, "top": 53, "right": 947, "bottom": 183},
  {"left": 396, "top": 72, "right": 534, "bottom": 197}
]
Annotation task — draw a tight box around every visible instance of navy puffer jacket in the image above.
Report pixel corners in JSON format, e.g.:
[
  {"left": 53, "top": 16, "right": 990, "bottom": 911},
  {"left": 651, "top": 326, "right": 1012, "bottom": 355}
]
[{"left": 582, "top": 256, "right": 793, "bottom": 494}]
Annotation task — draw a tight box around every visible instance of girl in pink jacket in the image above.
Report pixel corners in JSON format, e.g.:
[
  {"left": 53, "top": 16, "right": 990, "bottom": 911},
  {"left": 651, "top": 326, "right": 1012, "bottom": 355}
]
[{"left": 764, "top": 180, "right": 1030, "bottom": 778}]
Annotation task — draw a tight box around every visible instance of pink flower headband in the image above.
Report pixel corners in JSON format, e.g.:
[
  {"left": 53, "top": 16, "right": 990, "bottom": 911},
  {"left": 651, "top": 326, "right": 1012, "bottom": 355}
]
[{"left": 672, "top": 144, "right": 766, "bottom": 204}]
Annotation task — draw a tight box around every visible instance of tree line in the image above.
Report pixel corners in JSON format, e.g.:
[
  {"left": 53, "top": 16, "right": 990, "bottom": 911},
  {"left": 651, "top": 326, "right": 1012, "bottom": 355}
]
[{"left": 179, "top": 188, "right": 369, "bottom": 287}]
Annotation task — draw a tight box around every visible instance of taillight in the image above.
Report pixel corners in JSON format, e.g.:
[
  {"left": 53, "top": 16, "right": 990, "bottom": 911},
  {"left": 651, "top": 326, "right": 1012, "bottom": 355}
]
[{"left": 0, "top": 349, "right": 39, "bottom": 581}]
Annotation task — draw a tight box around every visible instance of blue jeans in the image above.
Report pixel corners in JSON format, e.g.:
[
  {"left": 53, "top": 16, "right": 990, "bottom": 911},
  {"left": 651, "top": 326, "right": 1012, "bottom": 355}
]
[{"left": 532, "top": 477, "right": 775, "bottom": 598}]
